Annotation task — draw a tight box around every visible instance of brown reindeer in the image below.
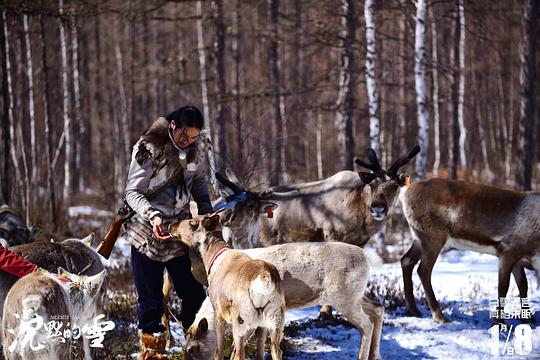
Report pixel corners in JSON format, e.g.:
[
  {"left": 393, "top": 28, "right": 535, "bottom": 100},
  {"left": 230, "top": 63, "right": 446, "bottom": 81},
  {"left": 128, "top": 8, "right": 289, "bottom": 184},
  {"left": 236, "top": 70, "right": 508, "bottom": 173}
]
[
  {"left": 169, "top": 210, "right": 286, "bottom": 360},
  {"left": 399, "top": 178, "right": 540, "bottom": 323}
]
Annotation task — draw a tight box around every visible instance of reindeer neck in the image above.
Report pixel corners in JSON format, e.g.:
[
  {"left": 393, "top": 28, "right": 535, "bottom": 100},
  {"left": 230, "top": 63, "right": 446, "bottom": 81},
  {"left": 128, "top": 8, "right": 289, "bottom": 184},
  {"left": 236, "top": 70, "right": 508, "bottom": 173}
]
[{"left": 201, "top": 232, "right": 230, "bottom": 271}]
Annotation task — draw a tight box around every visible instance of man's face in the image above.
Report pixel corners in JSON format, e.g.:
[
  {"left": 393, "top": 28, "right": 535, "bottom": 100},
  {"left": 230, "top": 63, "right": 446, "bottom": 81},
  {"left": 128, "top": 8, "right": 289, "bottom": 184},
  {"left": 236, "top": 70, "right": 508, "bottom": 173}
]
[{"left": 171, "top": 121, "right": 200, "bottom": 149}]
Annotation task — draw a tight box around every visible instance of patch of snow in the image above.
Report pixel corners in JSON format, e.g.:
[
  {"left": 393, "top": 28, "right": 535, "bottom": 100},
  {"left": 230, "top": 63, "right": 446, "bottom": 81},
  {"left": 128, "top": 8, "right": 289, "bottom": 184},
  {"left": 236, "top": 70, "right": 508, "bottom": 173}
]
[{"left": 68, "top": 205, "right": 114, "bottom": 218}]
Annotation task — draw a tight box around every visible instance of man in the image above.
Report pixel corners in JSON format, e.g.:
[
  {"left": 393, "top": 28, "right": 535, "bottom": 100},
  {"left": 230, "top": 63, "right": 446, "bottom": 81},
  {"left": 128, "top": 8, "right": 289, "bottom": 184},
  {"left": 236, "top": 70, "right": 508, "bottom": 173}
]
[{"left": 124, "top": 106, "right": 212, "bottom": 359}]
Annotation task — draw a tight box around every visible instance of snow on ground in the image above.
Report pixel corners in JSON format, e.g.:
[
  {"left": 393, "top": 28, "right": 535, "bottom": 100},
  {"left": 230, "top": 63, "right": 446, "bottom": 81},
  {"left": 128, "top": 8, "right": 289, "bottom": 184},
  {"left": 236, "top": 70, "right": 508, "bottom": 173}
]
[
  {"left": 101, "top": 214, "right": 540, "bottom": 359},
  {"left": 285, "top": 250, "right": 540, "bottom": 360}
]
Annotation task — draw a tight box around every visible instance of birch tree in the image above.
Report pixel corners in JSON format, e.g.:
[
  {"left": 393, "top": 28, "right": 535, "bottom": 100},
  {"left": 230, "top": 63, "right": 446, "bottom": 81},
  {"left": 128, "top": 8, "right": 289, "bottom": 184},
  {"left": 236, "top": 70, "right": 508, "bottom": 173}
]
[
  {"left": 71, "top": 22, "right": 85, "bottom": 192},
  {"left": 414, "top": 0, "right": 429, "bottom": 180},
  {"left": 23, "top": 15, "right": 37, "bottom": 182},
  {"left": 114, "top": 18, "right": 130, "bottom": 197},
  {"left": 430, "top": 5, "right": 441, "bottom": 176},
  {"left": 59, "top": 0, "right": 73, "bottom": 202},
  {"left": 364, "top": 0, "right": 380, "bottom": 157},
  {"left": 334, "top": 0, "right": 357, "bottom": 171},
  {"left": 515, "top": 0, "right": 539, "bottom": 191}
]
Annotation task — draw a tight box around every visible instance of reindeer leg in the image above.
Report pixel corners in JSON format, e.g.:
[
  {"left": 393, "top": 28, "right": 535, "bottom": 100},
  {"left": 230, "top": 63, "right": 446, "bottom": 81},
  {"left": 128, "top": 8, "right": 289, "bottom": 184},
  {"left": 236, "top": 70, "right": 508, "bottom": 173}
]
[
  {"left": 416, "top": 233, "right": 448, "bottom": 323},
  {"left": 319, "top": 305, "right": 334, "bottom": 321},
  {"left": 161, "top": 271, "right": 174, "bottom": 348},
  {"left": 360, "top": 296, "right": 384, "bottom": 360},
  {"left": 255, "top": 327, "right": 268, "bottom": 360},
  {"left": 269, "top": 327, "right": 283, "bottom": 360},
  {"left": 340, "top": 302, "right": 373, "bottom": 360},
  {"left": 213, "top": 315, "right": 226, "bottom": 360},
  {"left": 401, "top": 239, "right": 422, "bottom": 317},
  {"left": 512, "top": 259, "right": 535, "bottom": 323},
  {"left": 497, "top": 254, "right": 519, "bottom": 325}
]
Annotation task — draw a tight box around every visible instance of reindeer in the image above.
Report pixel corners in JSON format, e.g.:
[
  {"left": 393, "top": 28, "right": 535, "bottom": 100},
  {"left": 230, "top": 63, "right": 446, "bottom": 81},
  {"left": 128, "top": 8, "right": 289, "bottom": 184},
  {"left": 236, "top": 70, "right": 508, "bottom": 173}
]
[
  {"left": 0, "top": 205, "right": 31, "bottom": 248},
  {"left": 181, "top": 240, "right": 383, "bottom": 360},
  {"left": 399, "top": 178, "right": 540, "bottom": 323},
  {"left": 2, "top": 268, "right": 107, "bottom": 360},
  {"left": 169, "top": 210, "right": 286, "bottom": 360},
  {"left": 212, "top": 146, "right": 418, "bottom": 318},
  {"left": 0, "top": 234, "right": 106, "bottom": 347},
  {"left": 216, "top": 146, "right": 420, "bottom": 249}
]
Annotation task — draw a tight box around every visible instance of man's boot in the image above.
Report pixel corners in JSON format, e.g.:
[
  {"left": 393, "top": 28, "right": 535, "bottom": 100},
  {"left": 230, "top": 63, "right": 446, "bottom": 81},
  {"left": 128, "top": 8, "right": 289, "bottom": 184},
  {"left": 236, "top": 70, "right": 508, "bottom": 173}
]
[{"left": 139, "top": 331, "right": 168, "bottom": 360}]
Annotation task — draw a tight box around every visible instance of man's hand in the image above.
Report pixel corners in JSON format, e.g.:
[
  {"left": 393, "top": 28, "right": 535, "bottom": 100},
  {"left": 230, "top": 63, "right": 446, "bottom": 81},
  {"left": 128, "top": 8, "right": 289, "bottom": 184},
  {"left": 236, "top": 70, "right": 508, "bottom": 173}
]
[{"left": 151, "top": 216, "right": 170, "bottom": 241}]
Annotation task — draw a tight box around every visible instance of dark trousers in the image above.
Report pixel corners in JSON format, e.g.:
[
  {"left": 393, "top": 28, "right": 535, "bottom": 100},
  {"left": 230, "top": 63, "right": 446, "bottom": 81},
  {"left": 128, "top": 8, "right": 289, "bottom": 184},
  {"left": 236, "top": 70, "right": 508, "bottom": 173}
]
[{"left": 131, "top": 246, "right": 206, "bottom": 333}]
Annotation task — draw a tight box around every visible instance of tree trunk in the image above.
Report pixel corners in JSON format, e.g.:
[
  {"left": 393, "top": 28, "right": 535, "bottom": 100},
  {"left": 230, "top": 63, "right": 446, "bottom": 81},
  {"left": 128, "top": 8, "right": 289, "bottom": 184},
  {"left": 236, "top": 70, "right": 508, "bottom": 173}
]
[
  {"left": 268, "top": 0, "right": 288, "bottom": 184},
  {"left": 457, "top": 0, "right": 467, "bottom": 169},
  {"left": 213, "top": 0, "right": 229, "bottom": 173},
  {"left": 196, "top": 0, "right": 218, "bottom": 196},
  {"left": 414, "top": 0, "right": 429, "bottom": 180},
  {"left": 71, "top": 23, "right": 82, "bottom": 194},
  {"left": 232, "top": 0, "right": 244, "bottom": 174},
  {"left": 39, "top": 12, "right": 58, "bottom": 232},
  {"left": 334, "top": 0, "right": 357, "bottom": 171},
  {"left": 59, "top": 0, "right": 73, "bottom": 203},
  {"left": 23, "top": 15, "right": 37, "bottom": 183},
  {"left": 516, "top": 0, "right": 539, "bottom": 191},
  {"left": 0, "top": 11, "right": 11, "bottom": 203},
  {"left": 364, "top": 0, "right": 380, "bottom": 157},
  {"left": 2, "top": 11, "right": 23, "bottom": 207},
  {"left": 115, "top": 17, "right": 130, "bottom": 198},
  {"left": 316, "top": 106, "right": 323, "bottom": 180},
  {"left": 398, "top": 0, "right": 407, "bottom": 159},
  {"left": 430, "top": 5, "right": 441, "bottom": 177}
]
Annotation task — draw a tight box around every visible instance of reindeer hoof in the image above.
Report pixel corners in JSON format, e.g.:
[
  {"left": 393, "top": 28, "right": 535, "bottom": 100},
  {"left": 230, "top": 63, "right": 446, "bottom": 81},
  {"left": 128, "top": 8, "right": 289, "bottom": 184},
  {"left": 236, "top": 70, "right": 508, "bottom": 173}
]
[
  {"left": 318, "top": 310, "right": 334, "bottom": 322},
  {"left": 433, "top": 314, "right": 450, "bottom": 324}
]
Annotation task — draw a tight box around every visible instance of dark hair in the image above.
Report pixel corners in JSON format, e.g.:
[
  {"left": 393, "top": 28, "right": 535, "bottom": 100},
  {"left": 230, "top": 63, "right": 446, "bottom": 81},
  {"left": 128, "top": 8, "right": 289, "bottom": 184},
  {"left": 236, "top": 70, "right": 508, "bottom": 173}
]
[{"left": 165, "top": 106, "right": 204, "bottom": 130}]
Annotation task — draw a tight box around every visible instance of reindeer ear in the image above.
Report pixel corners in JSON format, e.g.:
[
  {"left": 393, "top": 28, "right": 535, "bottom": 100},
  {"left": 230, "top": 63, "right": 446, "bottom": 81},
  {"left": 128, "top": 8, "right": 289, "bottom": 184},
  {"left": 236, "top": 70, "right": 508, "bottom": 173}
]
[
  {"left": 87, "top": 270, "right": 107, "bottom": 296},
  {"left": 362, "top": 182, "right": 373, "bottom": 200},
  {"left": 358, "top": 172, "right": 377, "bottom": 184},
  {"left": 195, "top": 318, "right": 208, "bottom": 338},
  {"left": 81, "top": 233, "right": 95, "bottom": 247},
  {"left": 217, "top": 208, "right": 233, "bottom": 224},
  {"left": 202, "top": 214, "right": 220, "bottom": 230}
]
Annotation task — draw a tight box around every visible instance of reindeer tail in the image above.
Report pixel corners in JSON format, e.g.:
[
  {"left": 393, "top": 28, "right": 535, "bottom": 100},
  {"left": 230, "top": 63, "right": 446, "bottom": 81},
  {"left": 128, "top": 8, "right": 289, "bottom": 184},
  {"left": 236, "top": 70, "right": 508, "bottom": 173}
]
[
  {"left": 249, "top": 272, "right": 276, "bottom": 309},
  {"left": 21, "top": 295, "right": 43, "bottom": 322}
]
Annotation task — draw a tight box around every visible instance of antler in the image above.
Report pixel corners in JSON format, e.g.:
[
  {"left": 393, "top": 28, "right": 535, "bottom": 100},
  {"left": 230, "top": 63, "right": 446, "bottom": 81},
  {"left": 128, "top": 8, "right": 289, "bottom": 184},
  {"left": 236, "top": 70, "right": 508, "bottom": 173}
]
[
  {"left": 260, "top": 190, "right": 299, "bottom": 200},
  {"left": 386, "top": 145, "right": 421, "bottom": 177},
  {"left": 215, "top": 172, "right": 245, "bottom": 193},
  {"left": 354, "top": 148, "right": 385, "bottom": 180}
]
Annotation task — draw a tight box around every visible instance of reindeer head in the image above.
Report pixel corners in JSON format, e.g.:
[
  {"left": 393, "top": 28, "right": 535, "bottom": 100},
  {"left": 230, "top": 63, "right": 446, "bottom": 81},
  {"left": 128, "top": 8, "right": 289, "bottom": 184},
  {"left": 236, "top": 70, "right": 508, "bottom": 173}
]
[
  {"left": 213, "top": 172, "right": 298, "bottom": 231},
  {"left": 184, "top": 317, "right": 214, "bottom": 360},
  {"left": 52, "top": 268, "right": 108, "bottom": 323},
  {"left": 169, "top": 210, "right": 233, "bottom": 251},
  {"left": 355, "top": 145, "right": 420, "bottom": 221}
]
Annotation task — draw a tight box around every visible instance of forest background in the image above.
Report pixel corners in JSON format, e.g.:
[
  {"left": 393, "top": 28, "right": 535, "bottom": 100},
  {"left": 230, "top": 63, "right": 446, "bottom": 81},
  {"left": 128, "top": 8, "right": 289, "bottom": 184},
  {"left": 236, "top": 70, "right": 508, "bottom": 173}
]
[{"left": 0, "top": 0, "right": 539, "bottom": 238}]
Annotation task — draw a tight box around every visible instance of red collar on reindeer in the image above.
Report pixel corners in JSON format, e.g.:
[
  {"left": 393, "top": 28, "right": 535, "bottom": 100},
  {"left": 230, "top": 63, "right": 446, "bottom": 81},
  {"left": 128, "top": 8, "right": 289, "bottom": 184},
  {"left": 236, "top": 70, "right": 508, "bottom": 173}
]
[{"left": 207, "top": 245, "right": 230, "bottom": 275}]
